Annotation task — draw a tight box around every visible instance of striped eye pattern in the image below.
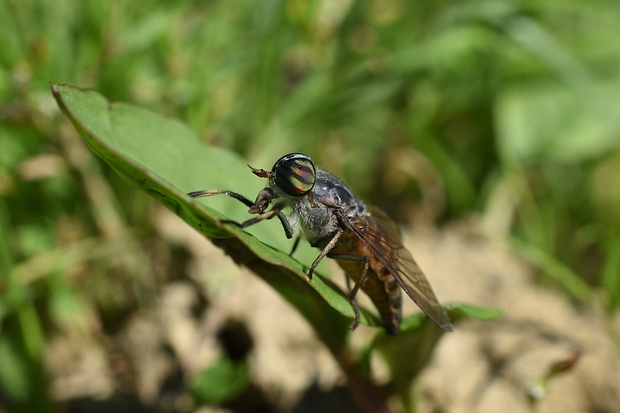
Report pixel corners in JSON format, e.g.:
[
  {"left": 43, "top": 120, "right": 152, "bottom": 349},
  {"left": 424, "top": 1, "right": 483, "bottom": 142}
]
[{"left": 272, "top": 153, "right": 316, "bottom": 197}]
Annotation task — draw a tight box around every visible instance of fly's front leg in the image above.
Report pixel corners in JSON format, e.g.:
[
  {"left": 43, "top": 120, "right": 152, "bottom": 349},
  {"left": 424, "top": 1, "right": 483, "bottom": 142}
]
[
  {"left": 289, "top": 236, "right": 301, "bottom": 256},
  {"left": 220, "top": 208, "right": 281, "bottom": 231},
  {"left": 232, "top": 207, "right": 293, "bottom": 238},
  {"left": 188, "top": 189, "right": 255, "bottom": 207},
  {"left": 189, "top": 189, "right": 265, "bottom": 229},
  {"left": 275, "top": 210, "right": 294, "bottom": 239},
  {"left": 188, "top": 189, "right": 294, "bottom": 239},
  {"left": 329, "top": 253, "right": 370, "bottom": 331}
]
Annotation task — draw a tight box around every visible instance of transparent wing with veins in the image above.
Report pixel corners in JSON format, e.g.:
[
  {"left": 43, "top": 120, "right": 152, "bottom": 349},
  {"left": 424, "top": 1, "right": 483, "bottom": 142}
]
[{"left": 341, "top": 206, "right": 453, "bottom": 331}]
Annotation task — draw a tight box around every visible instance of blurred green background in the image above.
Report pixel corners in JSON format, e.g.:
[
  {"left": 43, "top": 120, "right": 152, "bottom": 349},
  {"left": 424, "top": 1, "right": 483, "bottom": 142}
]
[{"left": 1, "top": 0, "right": 620, "bottom": 412}]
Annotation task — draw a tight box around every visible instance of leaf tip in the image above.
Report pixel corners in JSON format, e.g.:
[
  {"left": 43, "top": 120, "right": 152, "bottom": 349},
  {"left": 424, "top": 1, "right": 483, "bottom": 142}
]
[
  {"left": 441, "top": 321, "right": 454, "bottom": 332},
  {"left": 50, "top": 82, "right": 59, "bottom": 94}
]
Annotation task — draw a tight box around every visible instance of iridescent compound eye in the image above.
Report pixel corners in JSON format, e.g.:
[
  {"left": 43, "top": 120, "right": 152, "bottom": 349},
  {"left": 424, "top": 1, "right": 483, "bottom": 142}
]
[{"left": 272, "top": 153, "right": 316, "bottom": 197}]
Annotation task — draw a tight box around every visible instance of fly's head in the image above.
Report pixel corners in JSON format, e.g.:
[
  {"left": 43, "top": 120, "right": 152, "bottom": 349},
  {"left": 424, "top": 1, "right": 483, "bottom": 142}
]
[{"left": 248, "top": 153, "right": 317, "bottom": 213}]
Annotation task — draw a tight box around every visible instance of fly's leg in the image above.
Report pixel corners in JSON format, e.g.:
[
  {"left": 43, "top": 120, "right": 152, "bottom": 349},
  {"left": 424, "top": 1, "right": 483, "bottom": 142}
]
[
  {"left": 188, "top": 189, "right": 294, "bottom": 239},
  {"left": 345, "top": 272, "right": 353, "bottom": 292},
  {"left": 188, "top": 189, "right": 254, "bottom": 207},
  {"left": 328, "top": 253, "right": 370, "bottom": 331},
  {"left": 307, "top": 226, "right": 367, "bottom": 331},
  {"left": 220, "top": 208, "right": 282, "bottom": 231},
  {"left": 275, "top": 210, "right": 294, "bottom": 239},
  {"left": 222, "top": 208, "right": 293, "bottom": 239},
  {"left": 289, "top": 236, "right": 301, "bottom": 256},
  {"left": 307, "top": 228, "right": 343, "bottom": 281}
]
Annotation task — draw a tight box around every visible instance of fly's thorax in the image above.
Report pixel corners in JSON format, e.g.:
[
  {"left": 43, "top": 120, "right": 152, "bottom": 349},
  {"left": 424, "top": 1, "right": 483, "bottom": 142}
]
[
  {"left": 312, "top": 170, "right": 366, "bottom": 218},
  {"left": 290, "top": 194, "right": 338, "bottom": 243},
  {"left": 292, "top": 169, "right": 366, "bottom": 244}
]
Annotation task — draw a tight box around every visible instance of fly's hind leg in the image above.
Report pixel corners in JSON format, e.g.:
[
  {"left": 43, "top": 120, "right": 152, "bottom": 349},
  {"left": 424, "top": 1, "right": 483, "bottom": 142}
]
[{"left": 328, "top": 253, "right": 370, "bottom": 332}]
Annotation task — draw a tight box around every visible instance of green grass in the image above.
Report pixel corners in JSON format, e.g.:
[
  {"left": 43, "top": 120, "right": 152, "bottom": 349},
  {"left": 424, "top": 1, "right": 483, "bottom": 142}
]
[{"left": 1, "top": 0, "right": 619, "bottom": 411}]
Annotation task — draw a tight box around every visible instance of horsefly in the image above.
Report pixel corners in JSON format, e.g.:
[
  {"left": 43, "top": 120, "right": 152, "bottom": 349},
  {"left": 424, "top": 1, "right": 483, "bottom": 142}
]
[{"left": 189, "top": 153, "right": 452, "bottom": 334}]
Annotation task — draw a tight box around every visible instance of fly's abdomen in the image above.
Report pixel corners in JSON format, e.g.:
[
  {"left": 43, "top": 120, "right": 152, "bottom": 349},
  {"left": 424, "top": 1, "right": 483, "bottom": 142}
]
[{"left": 363, "top": 265, "right": 402, "bottom": 335}]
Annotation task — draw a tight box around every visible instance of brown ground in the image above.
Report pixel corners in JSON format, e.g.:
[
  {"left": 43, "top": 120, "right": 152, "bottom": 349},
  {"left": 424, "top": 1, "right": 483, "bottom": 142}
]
[{"left": 45, "top": 208, "right": 620, "bottom": 413}]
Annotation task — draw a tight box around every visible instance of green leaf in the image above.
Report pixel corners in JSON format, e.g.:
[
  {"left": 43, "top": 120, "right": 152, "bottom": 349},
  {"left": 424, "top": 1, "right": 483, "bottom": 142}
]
[
  {"left": 446, "top": 302, "right": 503, "bottom": 322},
  {"left": 191, "top": 358, "right": 251, "bottom": 405},
  {"left": 51, "top": 83, "right": 382, "bottom": 354}
]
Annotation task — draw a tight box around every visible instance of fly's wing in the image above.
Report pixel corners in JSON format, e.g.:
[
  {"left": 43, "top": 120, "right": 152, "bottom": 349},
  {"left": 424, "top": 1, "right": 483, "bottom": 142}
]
[{"left": 342, "top": 206, "right": 453, "bottom": 331}]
